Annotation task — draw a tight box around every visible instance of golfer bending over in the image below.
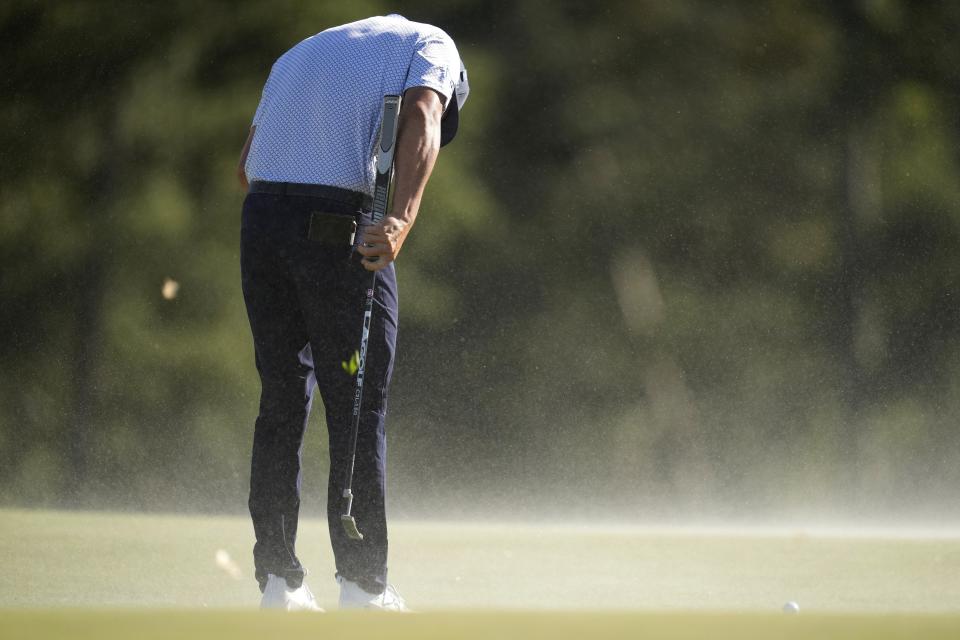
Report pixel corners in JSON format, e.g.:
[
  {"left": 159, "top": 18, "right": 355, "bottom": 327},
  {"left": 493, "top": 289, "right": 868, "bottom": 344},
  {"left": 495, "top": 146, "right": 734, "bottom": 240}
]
[{"left": 236, "top": 14, "right": 468, "bottom": 611}]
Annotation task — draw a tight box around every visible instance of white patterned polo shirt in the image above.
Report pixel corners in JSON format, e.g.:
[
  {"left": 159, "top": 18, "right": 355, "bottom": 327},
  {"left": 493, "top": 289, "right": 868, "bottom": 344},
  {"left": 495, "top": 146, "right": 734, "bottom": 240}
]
[{"left": 244, "top": 14, "right": 461, "bottom": 196}]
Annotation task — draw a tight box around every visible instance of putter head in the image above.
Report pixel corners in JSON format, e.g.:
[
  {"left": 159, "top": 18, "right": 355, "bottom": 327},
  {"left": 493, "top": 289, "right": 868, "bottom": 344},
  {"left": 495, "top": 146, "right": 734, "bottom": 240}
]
[{"left": 341, "top": 514, "right": 364, "bottom": 540}]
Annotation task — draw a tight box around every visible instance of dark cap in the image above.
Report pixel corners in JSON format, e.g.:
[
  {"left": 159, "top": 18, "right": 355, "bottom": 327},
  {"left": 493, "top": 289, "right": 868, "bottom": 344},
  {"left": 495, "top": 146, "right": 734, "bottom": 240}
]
[{"left": 440, "top": 61, "right": 469, "bottom": 147}]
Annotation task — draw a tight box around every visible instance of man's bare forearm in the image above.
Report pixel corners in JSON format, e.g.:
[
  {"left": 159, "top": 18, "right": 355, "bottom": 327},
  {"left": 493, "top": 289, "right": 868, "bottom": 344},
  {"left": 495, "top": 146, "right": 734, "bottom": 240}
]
[
  {"left": 237, "top": 126, "right": 255, "bottom": 191},
  {"left": 357, "top": 88, "right": 443, "bottom": 270},
  {"left": 390, "top": 94, "right": 441, "bottom": 224}
]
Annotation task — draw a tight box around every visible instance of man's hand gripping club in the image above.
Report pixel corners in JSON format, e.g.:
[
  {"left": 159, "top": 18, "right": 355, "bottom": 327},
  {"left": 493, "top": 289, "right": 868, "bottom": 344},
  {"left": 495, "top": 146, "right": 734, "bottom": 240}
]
[{"left": 356, "top": 216, "right": 411, "bottom": 270}]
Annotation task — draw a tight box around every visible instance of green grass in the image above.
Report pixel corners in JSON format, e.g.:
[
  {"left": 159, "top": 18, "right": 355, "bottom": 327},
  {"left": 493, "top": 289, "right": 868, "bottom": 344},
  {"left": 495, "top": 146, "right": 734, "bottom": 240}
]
[
  {"left": 1, "top": 508, "right": 959, "bottom": 638},
  {"left": 4, "top": 610, "right": 960, "bottom": 640}
]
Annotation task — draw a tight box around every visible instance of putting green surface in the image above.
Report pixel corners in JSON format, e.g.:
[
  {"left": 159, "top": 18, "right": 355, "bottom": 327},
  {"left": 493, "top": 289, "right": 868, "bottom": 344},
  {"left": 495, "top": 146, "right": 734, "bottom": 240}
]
[
  {"left": 3, "top": 610, "right": 960, "bottom": 640},
  {"left": 1, "top": 509, "right": 959, "bottom": 638}
]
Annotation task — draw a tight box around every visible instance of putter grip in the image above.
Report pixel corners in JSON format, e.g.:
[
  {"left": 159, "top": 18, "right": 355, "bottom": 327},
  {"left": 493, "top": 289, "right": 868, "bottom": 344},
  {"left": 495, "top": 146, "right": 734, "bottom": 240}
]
[
  {"left": 365, "top": 96, "right": 400, "bottom": 263},
  {"left": 372, "top": 95, "right": 401, "bottom": 224}
]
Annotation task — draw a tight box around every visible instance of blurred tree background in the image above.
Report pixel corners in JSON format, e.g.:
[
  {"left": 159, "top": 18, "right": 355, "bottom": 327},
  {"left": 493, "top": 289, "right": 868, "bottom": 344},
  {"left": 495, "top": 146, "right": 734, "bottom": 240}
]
[{"left": 2, "top": 0, "right": 959, "bottom": 522}]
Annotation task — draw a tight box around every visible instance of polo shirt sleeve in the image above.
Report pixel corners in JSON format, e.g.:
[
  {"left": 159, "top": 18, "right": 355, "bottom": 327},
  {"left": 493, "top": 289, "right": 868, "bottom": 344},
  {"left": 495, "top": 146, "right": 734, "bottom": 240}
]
[{"left": 404, "top": 30, "right": 460, "bottom": 106}]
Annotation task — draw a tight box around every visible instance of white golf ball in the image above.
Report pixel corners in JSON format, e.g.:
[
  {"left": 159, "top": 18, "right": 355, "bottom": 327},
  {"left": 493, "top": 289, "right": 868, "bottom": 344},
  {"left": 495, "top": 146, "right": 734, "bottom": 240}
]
[{"left": 782, "top": 600, "right": 800, "bottom": 614}]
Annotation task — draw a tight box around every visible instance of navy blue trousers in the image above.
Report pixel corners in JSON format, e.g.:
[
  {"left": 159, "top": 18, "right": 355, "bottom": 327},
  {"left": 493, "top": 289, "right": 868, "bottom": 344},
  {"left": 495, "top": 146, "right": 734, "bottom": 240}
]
[{"left": 240, "top": 191, "right": 397, "bottom": 595}]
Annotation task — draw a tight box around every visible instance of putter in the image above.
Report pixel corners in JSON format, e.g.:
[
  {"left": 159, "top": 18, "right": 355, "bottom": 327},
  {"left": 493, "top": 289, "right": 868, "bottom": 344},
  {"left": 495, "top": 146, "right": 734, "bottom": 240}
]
[{"left": 341, "top": 94, "right": 402, "bottom": 541}]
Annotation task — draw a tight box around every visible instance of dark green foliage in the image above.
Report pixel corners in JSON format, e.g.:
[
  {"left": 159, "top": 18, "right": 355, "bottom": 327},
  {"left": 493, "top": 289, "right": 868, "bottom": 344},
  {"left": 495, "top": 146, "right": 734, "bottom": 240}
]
[{"left": 2, "top": 1, "right": 958, "bottom": 519}]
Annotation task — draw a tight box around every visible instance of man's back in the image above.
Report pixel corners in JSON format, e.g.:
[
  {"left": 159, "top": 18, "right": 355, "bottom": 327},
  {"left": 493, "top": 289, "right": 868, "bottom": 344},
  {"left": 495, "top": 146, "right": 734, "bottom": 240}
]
[{"left": 244, "top": 14, "right": 460, "bottom": 195}]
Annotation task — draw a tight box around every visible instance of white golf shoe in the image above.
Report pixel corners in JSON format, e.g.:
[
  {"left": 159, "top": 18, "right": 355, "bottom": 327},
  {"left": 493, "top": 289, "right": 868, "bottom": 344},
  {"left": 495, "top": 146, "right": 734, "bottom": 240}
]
[
  {"left": 260, "top": 574, "right": 324, "bottom": 611},
  {"left": 337, "top": 576, "right": 410, "bottom": 611}
]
